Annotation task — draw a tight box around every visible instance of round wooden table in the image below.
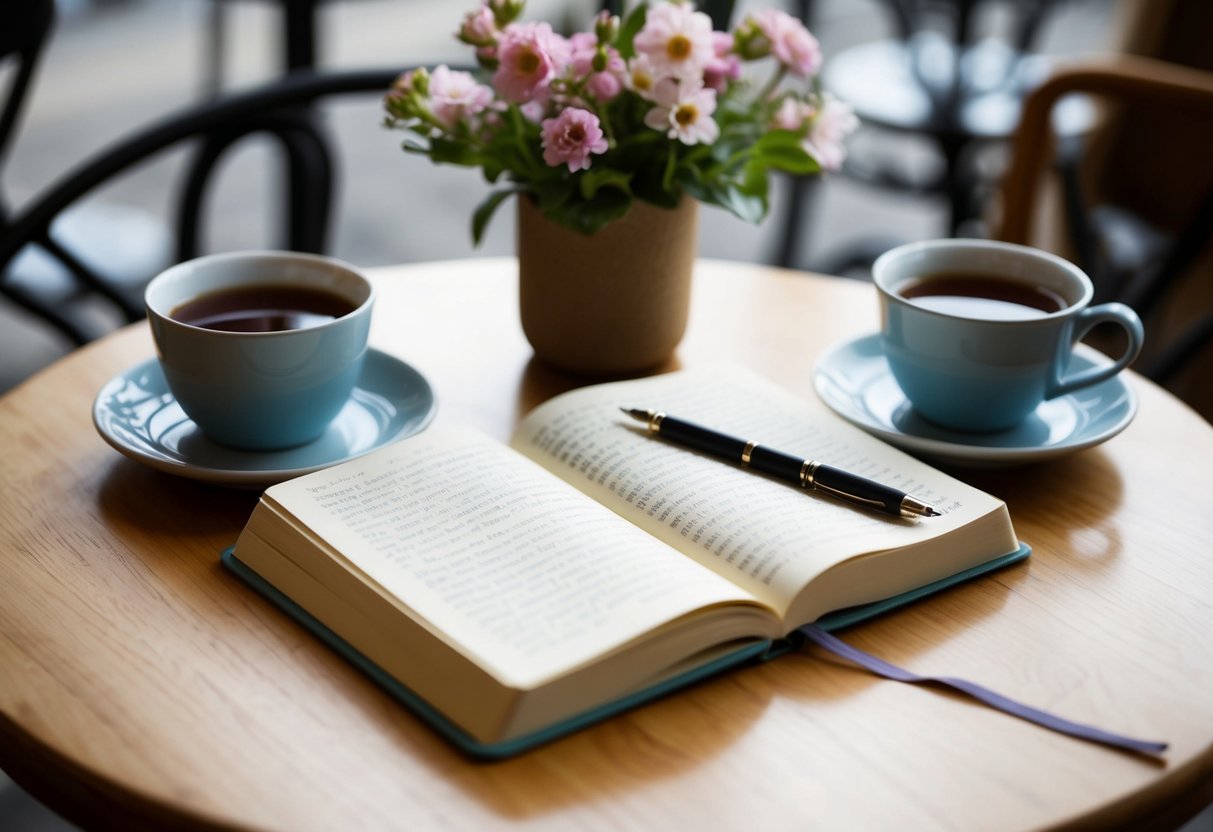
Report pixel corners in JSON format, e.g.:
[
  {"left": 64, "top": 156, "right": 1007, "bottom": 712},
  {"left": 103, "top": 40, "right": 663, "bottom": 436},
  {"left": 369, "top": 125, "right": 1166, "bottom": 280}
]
[{"left": 3, "top": 258, "right": 1212, "bottom": 830}]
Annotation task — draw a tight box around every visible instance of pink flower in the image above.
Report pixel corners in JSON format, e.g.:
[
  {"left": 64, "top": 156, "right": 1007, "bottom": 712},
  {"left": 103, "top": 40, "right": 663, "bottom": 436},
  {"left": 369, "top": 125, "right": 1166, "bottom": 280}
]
[
  {"left": 751, "top": 9, "right": 821, "bottom": 77},
  {"left": 569, "top": 32, "right": 626, "bottom": 103},
  {"left": 802, "top": 93, "right": 858, "bottom": 171},
  {"left": 388, "top": 68, "right": 425, "bottom": 100},
  {"left": 427, "top": 65, "right": 494, "bottom": 129},
  {"left": 568, "top": 31, "right": 596, "bottom": 62},
  {"left": 384, "top": 68, "right": 428, "bottom": 120},
  {"left": 632, "top": 2, "right": 715, "bottom": 78},
  {"left": 643, "top": 79, "right": 720, "bottom": 145},
  {"left": 770, "top": 96, "right": 814, "bottom": 131},
  {"left": 541, "top": 108, "right": 609, "bottom": 171},
  {"left": 457, "top": 7, "right": 497, "bottom": 47},
  {"left": 703, "top": 31, "right": 741, "bottom": 91},
  {"left": 493, "top": 21, "right": 569, "bottom": 104},
  {"left": 587, "top": 71, "right": 623, "bottom": 102},
  {"left": 520, "top": 97, "right": 548, "bottom": 123}
]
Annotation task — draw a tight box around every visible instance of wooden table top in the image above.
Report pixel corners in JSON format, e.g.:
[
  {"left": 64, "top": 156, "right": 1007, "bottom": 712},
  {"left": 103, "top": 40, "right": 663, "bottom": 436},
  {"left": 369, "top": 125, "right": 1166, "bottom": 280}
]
[{"left": 3, "top": 258, "right": 1213, "bottom": 831}]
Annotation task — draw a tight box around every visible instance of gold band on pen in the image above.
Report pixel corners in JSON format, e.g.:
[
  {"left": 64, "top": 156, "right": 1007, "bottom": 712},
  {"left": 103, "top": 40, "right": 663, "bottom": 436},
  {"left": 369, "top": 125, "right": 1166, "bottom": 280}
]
[
  {"left": 799, "top": 460, "right": 821, "bottom": 488},
  {"left": 647, "top": 411, "right": 665, "bottom": 433},
  {"left": 741, "top": 440, "right": 759, "bottom": 465}
]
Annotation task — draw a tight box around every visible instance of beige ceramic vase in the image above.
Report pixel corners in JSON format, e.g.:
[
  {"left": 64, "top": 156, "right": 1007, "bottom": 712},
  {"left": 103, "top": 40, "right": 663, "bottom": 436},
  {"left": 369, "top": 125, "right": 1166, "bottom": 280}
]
[{"left": 516, "top": 194, "right": 698, "bottom": 376}]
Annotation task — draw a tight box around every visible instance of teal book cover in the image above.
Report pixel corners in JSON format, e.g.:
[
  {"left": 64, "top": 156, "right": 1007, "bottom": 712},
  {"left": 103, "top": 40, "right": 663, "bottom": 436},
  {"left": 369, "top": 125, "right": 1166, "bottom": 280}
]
[{"left": 221, "top": 543, "right": 1029, "bottom": 759}]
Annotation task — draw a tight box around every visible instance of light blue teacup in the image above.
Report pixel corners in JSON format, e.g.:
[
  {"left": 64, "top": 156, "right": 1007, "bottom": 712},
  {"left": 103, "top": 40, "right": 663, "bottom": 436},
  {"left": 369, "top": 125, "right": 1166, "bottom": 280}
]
[
  {"left": 145, "top": 251, "right": 374, "bottom": 450},
  {"left": 873, "top": 239, "right": 1143, "bottom": 433}
]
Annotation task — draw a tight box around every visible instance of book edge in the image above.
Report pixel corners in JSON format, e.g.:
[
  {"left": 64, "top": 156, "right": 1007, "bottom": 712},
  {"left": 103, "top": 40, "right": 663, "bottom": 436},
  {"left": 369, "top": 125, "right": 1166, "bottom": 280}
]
[{"left": 220, "top": 542, "right": 1029, "bottom": 758}]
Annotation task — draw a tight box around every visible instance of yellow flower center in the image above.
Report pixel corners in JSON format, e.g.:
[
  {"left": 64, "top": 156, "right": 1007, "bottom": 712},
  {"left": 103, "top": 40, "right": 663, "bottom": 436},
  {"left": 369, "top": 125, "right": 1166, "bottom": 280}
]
[
  {"left": 674, "top": 103, "right": 698, "bottom": 126},
  {"left": 632, "top": 71, "right": 653, "bottom": 91},
  {"left": 667, "top": 35, "right": 692, "bottom": 61},
  {"left": 518, "top": 50, "right": 541, "bottom": 74}
]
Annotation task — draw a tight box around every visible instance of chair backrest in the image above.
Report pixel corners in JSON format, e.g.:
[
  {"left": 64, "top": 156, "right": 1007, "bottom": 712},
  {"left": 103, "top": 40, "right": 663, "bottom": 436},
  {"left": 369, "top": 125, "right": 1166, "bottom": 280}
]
[
  {"left": 997, "top": 56, "right": 1213, "bottom": 245},
  {"left": 995, "top": 54, "right": 1213, "bottom": 420},
  {"left": 0, "top": 67, "right": 403, "bottom": 343},
  {"left": 0, "top": 0, "right": 55, "bottom": 192}
]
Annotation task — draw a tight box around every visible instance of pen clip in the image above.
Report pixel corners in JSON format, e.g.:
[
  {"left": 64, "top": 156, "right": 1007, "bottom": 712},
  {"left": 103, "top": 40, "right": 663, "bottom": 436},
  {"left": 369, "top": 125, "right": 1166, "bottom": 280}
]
[
  {"left": 812, "top": 480, "right": 886, "bottom": 510},
  {"left": 801, "top": 460, "right": 887, "bottom": 511}
]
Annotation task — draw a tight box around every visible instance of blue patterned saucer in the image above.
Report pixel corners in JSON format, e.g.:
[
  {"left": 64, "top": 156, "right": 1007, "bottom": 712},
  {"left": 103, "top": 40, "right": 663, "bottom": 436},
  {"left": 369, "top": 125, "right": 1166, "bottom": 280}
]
[
  {"left": 813, "top": 333, "right": 1136, "bottom": 467},
  {"left": 93, "top": 349, "right": 436, "bottom": 487}
]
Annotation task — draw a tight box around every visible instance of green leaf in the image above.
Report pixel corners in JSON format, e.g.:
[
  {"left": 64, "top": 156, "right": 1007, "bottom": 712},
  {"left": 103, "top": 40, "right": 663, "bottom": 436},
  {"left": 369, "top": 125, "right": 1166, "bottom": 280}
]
[
  {"left": 481, "top": 158, "right": 506, "bottom": 183},
  {"left": 616, "top": 4, "right": 648, "bottom": 59},
  {"left": 751, "top": 130, "right": 822, "bottom": 176},
  {"left": 631, "top": 171, "right": 681, "bottom": 208},
  {"left": 533, "top": 178, "right": 575, "bottom": 212},
  {"left": 400, "top": 138, "right": 431, "bottom": 155},
  {"left": 685, "top": 176, "right": 768, "bottom": 225},
  {"left": 661, "top": 142, "right": 678, "bottom": 194},
  {"left": 679, "top": 179, "right": 713, "bottom": 205},
  {"left": 471, "top": 188, "right": 520, "bottom": 245},
  {"left": 579, "top": 168, "right": 633, "bottom": 201},
  {"left": 715, "top": 182, "right": 767, "bottom": 224},
  {"left": 428, "top": 137, "right": 480, "bottom": 167},
  {"left": 558, "top": 189, "right": 633, "bottom": 235}
]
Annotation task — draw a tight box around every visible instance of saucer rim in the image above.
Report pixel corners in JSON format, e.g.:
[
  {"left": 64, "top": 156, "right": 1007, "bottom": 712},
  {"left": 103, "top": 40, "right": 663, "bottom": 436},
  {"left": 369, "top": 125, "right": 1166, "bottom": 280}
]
[
  {"left": 812, "top": 333, "right": 1138, "bottom": 464},
  {"left": 92, "top": 348, "right": 436, "bottom": 487}
]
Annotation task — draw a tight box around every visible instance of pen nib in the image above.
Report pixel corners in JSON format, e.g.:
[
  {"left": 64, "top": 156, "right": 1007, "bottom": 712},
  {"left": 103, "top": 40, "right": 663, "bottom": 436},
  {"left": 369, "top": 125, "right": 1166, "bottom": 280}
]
[
  {"left": 900, "top": 495, "right": 942, "bottom": 518},
  {"left": 620, "top": 407, "right": 651, "bottom": 423}
]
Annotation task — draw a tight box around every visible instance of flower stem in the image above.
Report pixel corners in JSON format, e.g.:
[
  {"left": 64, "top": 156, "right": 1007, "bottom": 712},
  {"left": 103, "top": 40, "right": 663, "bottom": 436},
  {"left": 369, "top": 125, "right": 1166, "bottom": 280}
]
[
  {"left": 598, "top": 104, "right": 616, "bottom": 146},
  {"left": 758, "top": 65, "right": 787, "bottom": 102}
]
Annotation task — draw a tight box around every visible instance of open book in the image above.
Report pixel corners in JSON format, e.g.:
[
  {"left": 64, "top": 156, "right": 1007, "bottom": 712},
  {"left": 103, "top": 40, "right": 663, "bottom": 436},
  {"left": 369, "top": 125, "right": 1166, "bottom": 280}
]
[{"left": 228, "top": 365, "right": 1025, "bottom": 756}]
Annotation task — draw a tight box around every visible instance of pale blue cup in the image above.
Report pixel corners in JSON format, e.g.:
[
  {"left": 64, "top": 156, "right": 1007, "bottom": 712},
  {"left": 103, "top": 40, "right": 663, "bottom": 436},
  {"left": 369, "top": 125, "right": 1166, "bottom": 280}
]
[
  {"left": 145, "top": 251, "right": 374, "bottom": 450},
  {"left": 872, "top": 240, "right": 1143, "bottom": 433}
]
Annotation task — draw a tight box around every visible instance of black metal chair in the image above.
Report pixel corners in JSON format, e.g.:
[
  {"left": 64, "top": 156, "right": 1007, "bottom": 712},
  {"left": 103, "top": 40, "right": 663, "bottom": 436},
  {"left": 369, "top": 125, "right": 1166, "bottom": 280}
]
[
  {"left": 1, "top": 0, "right": 176, "bottom": 343},
  {"left": 0, "top": 2, "right": 53, "bottom": 174},
  {"left": 204, "top": 0, "right": 336, "bottom": 96},
  {"left": 774, "top": 0, "right": 1075, "bottom": 273},
  {"left": 1, "top": 0, "right": 172, "bottom": 343},
  {"left": 0, "top": 68, "right": 403, "bottom": 344}
]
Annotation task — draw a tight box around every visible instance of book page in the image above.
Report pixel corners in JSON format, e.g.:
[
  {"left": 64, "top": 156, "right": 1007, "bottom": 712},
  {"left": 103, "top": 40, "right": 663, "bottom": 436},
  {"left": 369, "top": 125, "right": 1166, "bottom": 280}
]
[
  {"left": 261, "top": 426, "right": 767, "bottom": 689},
  {"left": 509, "top": 365, "right": 1006, "bottom": 619}
]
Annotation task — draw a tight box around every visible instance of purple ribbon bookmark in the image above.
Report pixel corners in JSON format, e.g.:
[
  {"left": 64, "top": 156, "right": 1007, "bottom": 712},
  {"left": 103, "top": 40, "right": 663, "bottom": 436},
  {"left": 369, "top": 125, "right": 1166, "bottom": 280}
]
[{"left": 797, "top": 624, "right": 1168, "bottom": 756}]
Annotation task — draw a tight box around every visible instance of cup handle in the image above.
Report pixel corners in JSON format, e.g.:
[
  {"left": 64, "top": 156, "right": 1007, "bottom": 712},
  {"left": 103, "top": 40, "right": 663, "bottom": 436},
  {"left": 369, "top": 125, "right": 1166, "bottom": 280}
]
[{"left": 1048, "top": 302, "right": 1144, "bottom": 398}]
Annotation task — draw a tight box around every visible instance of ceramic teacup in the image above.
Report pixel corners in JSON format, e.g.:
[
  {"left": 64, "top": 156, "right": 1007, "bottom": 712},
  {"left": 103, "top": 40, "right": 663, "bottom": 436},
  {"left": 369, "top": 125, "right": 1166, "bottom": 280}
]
[
  {"left": 145, "top": 251, "right": 374, "bottom": 450},
  {"left": 872, "top": 239, "right": 1143, "bottom": 433}
]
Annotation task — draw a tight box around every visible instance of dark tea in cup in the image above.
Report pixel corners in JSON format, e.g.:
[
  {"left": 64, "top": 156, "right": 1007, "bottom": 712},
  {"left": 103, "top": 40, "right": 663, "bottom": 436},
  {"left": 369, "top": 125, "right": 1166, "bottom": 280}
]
[
  {"left": 171, "top": 284, "right": 357, "bottom": 332},
  {"left": 897, "top": 272, "right": 1069, "bottom": 321}
]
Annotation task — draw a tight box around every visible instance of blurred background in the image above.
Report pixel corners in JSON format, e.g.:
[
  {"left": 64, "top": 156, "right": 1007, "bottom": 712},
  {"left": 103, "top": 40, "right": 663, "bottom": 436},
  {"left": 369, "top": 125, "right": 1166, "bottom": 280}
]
[{"left": 2, "top": 0, "right": 1211, "bottom": 828}]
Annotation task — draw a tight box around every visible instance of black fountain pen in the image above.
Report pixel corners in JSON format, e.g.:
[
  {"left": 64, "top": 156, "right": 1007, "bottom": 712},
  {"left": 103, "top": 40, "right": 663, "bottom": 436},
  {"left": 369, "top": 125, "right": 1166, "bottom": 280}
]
[{"left": 621, "top": 408, "right": 941, "bottom": 519}]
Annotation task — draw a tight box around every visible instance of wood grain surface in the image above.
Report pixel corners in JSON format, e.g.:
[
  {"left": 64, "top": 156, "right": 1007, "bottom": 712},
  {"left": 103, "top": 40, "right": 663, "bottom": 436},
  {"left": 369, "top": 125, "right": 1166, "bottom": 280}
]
[{"left": 2, "top": 258, "right": 1212, "bottom": 831}]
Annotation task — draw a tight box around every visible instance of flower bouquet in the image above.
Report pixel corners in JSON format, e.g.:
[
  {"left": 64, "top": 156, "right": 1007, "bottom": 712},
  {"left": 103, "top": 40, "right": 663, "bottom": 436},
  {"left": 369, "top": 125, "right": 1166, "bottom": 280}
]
[{"left": 383, "top": 0, "right": 856, "bottom": 242}]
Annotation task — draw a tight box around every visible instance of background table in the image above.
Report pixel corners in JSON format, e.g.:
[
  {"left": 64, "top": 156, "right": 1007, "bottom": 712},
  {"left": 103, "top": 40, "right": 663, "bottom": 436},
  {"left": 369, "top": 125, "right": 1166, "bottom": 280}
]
[{"left": 3, "top": 259, "right": 1213, "bottom": 830}]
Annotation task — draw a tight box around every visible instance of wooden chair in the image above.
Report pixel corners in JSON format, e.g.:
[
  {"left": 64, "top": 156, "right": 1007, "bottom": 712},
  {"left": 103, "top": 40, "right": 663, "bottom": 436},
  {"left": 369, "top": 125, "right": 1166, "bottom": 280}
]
[{"left": 996, "top": 54, "right": 1213, "bottom": 417}]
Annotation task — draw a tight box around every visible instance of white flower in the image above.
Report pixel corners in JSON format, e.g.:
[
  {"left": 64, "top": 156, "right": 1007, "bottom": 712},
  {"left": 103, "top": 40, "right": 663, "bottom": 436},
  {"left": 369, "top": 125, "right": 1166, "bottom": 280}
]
[
  {"left": 632, "top": 2, "right": 715, "bottom": 78},
  {"left": 643, "top": 78, "right": 720, "bottom": 145},
  {"left": 802, "top": 93, "right": 858, "bottom": 171},
  {"left": 624, "top": 53, "right": 664, "bottom": 99}
]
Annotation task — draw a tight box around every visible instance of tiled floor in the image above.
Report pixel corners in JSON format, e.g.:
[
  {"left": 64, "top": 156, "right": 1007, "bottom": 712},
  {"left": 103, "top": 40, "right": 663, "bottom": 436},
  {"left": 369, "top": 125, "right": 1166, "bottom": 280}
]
[{"left": 3, "top": 0, "right": 1210, "bottom": 829}]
